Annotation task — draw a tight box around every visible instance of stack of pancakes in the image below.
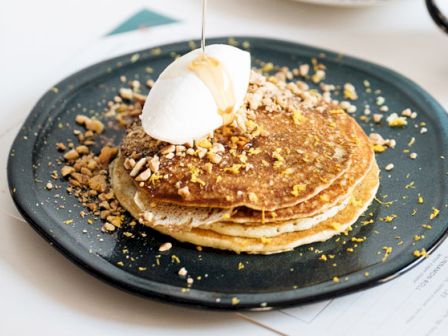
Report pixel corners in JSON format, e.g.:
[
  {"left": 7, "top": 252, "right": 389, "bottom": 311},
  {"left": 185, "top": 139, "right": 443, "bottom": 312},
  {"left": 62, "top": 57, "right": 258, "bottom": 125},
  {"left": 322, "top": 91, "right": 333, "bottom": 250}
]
[{"left": 111, "top": 72, "right": 379, "bottom": 254}]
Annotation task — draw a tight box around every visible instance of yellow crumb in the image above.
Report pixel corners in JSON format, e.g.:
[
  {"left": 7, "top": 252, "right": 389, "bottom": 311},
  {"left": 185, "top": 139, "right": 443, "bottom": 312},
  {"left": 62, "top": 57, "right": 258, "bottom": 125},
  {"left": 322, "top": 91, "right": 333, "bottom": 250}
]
[
  {"left": 430, "top": 208, "right": 440, "bottom": 220},
  {"left": 291, "top": 184, "right": 307, "bottom": 197},
  {"left": 373, "top": 144, "right": 387, "bottom": 153}
]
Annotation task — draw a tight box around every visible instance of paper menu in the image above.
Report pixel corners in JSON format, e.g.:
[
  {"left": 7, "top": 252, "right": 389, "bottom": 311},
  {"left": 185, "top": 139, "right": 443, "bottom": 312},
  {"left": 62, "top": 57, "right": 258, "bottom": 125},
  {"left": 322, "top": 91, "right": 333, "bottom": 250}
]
[{"left": 242, "top": 240, "right": 448, "bottom": 336}]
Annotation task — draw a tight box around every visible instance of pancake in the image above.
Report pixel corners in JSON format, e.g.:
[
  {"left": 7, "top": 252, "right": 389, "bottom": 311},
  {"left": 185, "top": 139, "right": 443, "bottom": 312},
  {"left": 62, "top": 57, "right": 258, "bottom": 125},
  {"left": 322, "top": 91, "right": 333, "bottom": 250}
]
[
  {"left": 120, "top": 97, "right": 356, "bottom": 211},
  {"left": 203, "top": 197, "right": 350, "bottom": 238},
  {"left": 228, "top": 119, "right": 374, "bottom": 222},
  {"left": 111, "top": 154, "right": 350, "bottom": 233},
  {"left": 110, "top": 157, "right": 231, "bottom": 230},
  {"left": 112, "top": 158, "right": 380, "bottom": 254}
]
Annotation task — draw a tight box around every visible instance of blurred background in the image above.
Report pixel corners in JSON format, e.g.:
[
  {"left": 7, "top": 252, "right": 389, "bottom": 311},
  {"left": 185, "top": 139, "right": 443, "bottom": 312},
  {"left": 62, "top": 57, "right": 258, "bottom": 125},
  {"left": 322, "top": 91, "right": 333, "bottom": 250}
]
[
  {"left": 1, "top": 0, "right": 447, "bottom": 130},
  {"left": 0, "top": 1, "right": 447, "bottom": 103}
]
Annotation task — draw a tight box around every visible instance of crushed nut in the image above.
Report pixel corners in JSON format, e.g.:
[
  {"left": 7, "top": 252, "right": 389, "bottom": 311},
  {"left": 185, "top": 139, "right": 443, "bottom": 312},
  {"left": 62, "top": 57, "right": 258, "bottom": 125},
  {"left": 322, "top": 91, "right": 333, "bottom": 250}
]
[
  {"left": 119, "top": 88, "right": 134, "bottom": 100},
  {"left": 385, "top": 163, "right": 394, "bottom": 171},
  {"left": 178, "top": 267, "right": 188, "bottom": 277},
  {"left": 64, "top": 149, "right": 79, "bottom": 161},
  {"left": 85, "top": 118, "right": 104, "bottom": 134},
  {"left": 61, "top": 166, "right": 75, "bottom": 177},
  {"left": 130, "top": 157, "right": 147, "bottom": 177},
  {"left": 207, "top": 152, "right": 222, "bottom": 164},
  {"left": 159, "top": 242, "right": 173, "bottom": 252},
  {"left": 178, "top": 186, "right": 190, "bottom": 199},
  {"left": 160, "top": 144, "right": 175, "bottom": 155},
  {"left": 102, "top": 222, "right": 116, "bottom": 232},
  {"left": 373, "top": 114, "right": 383, "bottom": 123},
  {"left": 135, "top": 168, "right": 152, "bottom": 182},
  {"left": 98, "top": 146, "right": 118, "bottom": 165}
]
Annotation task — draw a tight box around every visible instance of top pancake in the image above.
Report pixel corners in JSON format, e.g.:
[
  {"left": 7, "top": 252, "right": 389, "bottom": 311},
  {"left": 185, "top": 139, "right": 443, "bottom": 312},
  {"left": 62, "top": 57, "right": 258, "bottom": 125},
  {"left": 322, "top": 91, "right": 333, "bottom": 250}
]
[
  {"left": 228, "top": 119, "right": 374, "bottom": 222},
  {"left": 120, "top": 74, "right": 357, "bottom": 211}
]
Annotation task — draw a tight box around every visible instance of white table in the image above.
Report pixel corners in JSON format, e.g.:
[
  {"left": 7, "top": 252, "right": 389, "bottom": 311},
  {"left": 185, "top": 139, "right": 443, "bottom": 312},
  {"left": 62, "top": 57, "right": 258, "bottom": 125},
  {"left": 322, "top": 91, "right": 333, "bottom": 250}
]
[{"left": 1, "top": 0, "right": 447, "bottom": 334}]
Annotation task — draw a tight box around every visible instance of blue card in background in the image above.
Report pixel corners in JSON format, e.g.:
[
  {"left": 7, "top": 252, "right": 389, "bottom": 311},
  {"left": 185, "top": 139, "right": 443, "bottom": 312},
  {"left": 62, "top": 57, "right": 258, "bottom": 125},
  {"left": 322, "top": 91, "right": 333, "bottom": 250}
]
[{"left": 107, "top": 8, "right": 178, "bottom": 36}]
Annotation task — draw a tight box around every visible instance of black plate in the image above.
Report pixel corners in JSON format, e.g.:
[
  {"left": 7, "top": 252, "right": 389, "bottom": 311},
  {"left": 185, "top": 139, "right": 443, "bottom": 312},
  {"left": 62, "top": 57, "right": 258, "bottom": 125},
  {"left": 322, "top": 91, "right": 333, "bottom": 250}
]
[{"left": 8, "top": 37, "right": 448, "bottom": 310}]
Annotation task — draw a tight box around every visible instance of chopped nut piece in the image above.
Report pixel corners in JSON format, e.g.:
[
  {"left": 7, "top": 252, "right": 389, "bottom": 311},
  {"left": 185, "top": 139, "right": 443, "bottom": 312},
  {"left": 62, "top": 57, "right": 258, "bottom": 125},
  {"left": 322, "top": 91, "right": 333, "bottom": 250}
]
[
  {"left": 130, "top": 80, "right": 140, "bottom": 90},
  {"left": 178, "top": 267, "right": 188, "bottom": 277},
  {"left": 98, "top": 146, "right": 118, "bottom": 165},
  {"left": 107, "top": 215, "right": 122, "bottom": 227},
  {"left": 160, "top": 144, "right": 175, "bottom": 155},
  {"left": 46, "top": 182, "right": 53, "bottom": 190},
  {"left": 159, "top": 242, "right": 172, "bottom": 252},
  {"left": 175, "top": 145, "right": 186, "bottom": 154},
  {"left": 207, "top": 152, "right": 222, "bottom": 164},
  {"left": 135, "top": 168, "right": 152, "bottom": 182},
  {"left": 85, "top": 118, "right": 104, "bottom": 134},
  {"left": 369, "top": 133, "right": 395, "bottom": 149},
  {"left": 196, "top": 147, "right": 207, "bottom": 159},
  {"left": 76, "top": 145, "right": 89, "bottom": 155},
  {"left": 102, "top": 222, "right": 116, "bottom": 232},
  {"left": 410, "top": 152, "right": 417, "bottom": 159},
  {"left": 203, "top": 162, "right": 213, "bottom": 174},
  {"left": 75, "top": 114, "right": 89, "bottom": 125},
  {"left": 299, "top": 64, "right": 310, "bottom": 76},
  {"left": 401, "top": 108, "right": 412, "bottom": 117},
  {"left": 373, "top": 114, "right": 383, "bottom": 123},
  {"left": 376, "top": 96, "right": 385, "bottom": 105},
  {"left": 148, "top": 155, "right": 160, "bottom": 172},
  {"left": 311, "top": 69, "right": 325, "bottom": 83},
  {"left": 130, "top": 157, "right": 147, "bottom": 177},
  {"left": 61, "top": 166, "right": 75, "bottom": 177},
  {"left": 343, "top": 83, "right": 358, "bottom": 100},
  {"left": 196, "top": 138, "right": 212, "bottom": 149},
  {"left": 178, "top": 186, "right": 190, "bottom": 199},
  {"left": 88, "top": 175, "right": 107, "bottom": 193},
  {"left": 212, "top": 142, "right": 225, "bottom": 153},
  {"left": 56, "top": 142, "right": 66, "bottom": 151},
  {"left": 64, "top": 149, "right": 79, "bottom": 161},
  {"left": 385, "top": 163, "right": 394, "bottom": 171},
  {"left": 123, "top": 158, "right": 135, "bottom": 170},
  {"left": 119, "top": 88, "right": 133, "bottom": 100}
]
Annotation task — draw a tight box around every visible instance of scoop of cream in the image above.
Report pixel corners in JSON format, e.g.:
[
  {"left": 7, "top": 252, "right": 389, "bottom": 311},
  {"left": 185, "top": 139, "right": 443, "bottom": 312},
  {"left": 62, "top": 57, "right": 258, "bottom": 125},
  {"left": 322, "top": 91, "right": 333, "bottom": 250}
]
[{"left": 140, "top": 44, "right": 251, "bottom": 144}]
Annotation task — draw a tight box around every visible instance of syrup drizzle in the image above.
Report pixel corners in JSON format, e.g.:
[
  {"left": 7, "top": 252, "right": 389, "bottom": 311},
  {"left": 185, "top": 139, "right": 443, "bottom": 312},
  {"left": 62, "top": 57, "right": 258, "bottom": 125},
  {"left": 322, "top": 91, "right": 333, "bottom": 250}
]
[{"left": 189, "top": 0, "right": 236, "bottom": 125}]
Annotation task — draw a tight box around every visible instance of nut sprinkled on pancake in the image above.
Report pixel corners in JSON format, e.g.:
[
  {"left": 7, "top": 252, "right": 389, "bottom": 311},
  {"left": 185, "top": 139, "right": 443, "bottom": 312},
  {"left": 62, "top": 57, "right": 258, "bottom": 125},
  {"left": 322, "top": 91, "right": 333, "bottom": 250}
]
[{"left": 120, "top": 71, "right": 356, "bottom": 211}]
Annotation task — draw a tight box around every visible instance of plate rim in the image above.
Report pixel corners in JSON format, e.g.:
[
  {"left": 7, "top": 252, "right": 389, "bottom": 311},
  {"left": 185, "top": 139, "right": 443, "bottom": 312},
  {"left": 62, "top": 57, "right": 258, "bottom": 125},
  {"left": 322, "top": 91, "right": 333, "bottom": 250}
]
[{"left": 7, "top": 36, "right": 448, "bottom": 310}]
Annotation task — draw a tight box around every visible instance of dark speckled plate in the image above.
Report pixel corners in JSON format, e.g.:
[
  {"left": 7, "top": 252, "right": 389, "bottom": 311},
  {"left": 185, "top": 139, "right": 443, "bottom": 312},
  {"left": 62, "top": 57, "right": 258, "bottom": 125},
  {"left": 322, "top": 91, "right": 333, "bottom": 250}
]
[{"left": 7, "top": 37, "right": 448, "bottom": 310}]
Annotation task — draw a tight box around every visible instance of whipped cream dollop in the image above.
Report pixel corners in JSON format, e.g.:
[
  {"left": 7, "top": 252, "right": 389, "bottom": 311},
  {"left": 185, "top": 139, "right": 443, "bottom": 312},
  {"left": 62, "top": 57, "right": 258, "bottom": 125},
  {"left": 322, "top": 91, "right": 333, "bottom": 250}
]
[{"left": 140, "top": 44, "right": 251, "bottom": 144}]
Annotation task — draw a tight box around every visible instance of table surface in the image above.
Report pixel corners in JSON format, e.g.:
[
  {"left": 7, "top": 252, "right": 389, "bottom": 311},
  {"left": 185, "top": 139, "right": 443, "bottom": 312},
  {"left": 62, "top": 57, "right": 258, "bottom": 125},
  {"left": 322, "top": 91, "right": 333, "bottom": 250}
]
[{"left": 1, "top": 0, "right": 447, "bottom": 334}]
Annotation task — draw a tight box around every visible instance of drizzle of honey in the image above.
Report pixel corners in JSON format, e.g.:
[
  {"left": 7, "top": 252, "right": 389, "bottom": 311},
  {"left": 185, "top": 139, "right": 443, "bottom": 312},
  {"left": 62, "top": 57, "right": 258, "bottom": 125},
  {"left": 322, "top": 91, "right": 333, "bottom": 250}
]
[{"left": 188, "top": 53, "right": 236, "bottom": 125}]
